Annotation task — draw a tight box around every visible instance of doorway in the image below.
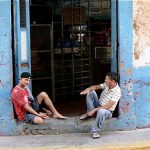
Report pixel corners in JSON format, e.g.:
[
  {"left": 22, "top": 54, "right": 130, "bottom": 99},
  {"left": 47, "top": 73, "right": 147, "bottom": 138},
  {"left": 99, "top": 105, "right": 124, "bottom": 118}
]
[{"left": 30, "top": 0, "right": 112, "bottom": 116}]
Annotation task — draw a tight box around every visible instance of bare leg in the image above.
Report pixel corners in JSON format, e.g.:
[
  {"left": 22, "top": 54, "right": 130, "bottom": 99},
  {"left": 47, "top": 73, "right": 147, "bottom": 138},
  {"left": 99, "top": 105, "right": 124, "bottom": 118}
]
[{"left": 37, "top": 92, "right": 66, "bottom": 119}]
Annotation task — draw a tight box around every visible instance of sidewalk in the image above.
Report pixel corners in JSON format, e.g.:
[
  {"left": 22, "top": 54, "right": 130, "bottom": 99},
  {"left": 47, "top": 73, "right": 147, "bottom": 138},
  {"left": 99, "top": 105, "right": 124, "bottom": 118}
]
[{"left": 0, "top": 128, "right": 150, "bottom": 150}]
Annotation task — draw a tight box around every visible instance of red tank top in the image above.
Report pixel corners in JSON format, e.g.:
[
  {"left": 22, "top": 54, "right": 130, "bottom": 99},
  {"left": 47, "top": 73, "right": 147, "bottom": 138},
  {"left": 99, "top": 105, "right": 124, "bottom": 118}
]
[{"left": 11, "top": 86, "right": 29, "bottom": 121}]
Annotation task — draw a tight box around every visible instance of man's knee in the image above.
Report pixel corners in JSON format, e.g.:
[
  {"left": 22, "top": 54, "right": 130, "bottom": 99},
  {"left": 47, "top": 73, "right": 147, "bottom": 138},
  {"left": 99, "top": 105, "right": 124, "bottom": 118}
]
[
  {"left": 39, "top": 91, "right": 48, "bottom": 98},
  {"left": 86, "top": 90, "right": 97, "bottom": 103},
  {"left": 86, "top": 90, "right": 96, "bottom": 98},
  {"left": 97, "top": 109, "right": 106, "bottom": 116},
  {"left": 33, "top": 116, "right": 44, "bottom": 124}
]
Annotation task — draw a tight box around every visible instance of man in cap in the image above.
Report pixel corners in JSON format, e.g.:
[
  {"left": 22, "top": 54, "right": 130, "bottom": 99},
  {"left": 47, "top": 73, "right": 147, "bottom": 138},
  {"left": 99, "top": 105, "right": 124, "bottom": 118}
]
[{"left": 11, "top": 72, "right": 66, "bottom": 124}]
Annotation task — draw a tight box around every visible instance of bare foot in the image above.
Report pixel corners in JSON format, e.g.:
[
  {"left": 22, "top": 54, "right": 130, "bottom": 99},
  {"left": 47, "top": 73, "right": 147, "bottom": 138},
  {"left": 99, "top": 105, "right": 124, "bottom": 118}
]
[{"left": 53, "top": 113, "right": 67, "bottom": 119}]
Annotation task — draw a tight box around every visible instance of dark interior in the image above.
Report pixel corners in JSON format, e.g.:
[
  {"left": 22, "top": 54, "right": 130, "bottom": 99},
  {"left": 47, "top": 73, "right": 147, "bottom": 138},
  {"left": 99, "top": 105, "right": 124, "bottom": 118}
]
[{"left": 29, "top": 0, "right": 112, "bottom": 116}]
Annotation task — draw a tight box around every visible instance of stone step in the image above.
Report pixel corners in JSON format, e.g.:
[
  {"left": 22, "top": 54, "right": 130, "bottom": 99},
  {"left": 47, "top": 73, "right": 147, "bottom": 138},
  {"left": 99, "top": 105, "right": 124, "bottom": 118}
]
[{"left": 17, "top": 117, "right": 118, "bottom": 135}]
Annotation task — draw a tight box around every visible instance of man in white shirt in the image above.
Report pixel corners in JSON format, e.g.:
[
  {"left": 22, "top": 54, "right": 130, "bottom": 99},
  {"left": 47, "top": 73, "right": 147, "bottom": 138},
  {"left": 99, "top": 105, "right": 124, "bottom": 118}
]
[{"left": 80, "top": 72, "right": 121, "bottom": 139}]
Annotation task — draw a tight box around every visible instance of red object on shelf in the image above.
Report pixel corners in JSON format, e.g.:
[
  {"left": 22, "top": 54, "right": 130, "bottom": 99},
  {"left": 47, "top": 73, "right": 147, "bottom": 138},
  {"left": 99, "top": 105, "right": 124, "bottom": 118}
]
[
  {"left": 94, "top": 32, "right": 106, "bottom": 47},
  {"left": 105, "top": 28, "right": 111, "bottom": 47},
  {"left": 94, "top": 28, "right": 111, "bottom": 47}
]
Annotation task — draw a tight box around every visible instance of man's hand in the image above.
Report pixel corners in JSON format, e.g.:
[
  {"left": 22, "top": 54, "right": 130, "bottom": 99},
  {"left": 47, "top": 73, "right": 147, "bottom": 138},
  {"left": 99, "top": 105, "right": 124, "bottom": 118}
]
[
  {"left": 25, "top": 105, "right": 49, "bottom": 119},
  {"left": 80, "top": 88, "right": 90, "bottom": 95},
  {"left": 80, "top": 85, "right": 100, "bottom": 95},
  {"left": 38, "top": 112, "right": 49, "bottom": 119},
  {"left": 87, "top": 108, "right": 98, "bottom": 116},
  {"left": 42, "top": 108, "right": 52, "bottom": 117}
]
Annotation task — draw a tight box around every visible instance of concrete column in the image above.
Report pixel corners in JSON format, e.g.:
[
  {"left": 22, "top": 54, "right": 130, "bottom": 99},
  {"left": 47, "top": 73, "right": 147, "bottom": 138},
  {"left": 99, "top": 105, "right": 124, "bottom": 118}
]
[{"left": 0, "top": 0, "right": 17, "bottom": 135}]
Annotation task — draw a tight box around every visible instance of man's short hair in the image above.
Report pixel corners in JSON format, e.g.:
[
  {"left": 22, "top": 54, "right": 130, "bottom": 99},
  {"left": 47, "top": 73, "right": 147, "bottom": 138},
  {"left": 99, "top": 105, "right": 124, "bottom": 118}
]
[
  {"left": 106, "top": 72, "right": 119, "bottom": 82},
  {"left": 20, "top": 72, "right": 31, "bottom": 79}
]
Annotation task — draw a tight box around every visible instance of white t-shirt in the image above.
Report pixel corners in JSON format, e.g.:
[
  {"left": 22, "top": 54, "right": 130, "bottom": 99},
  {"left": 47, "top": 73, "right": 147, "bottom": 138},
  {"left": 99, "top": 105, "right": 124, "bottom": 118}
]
[{"left": 99, "top": 82, "right": 121, "bottom": 111}]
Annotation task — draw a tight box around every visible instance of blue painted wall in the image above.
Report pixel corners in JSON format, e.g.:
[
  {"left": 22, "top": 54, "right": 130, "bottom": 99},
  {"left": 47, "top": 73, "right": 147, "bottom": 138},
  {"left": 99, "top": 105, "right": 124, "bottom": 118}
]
[
  {"left": 0, "top": 0, "right": 18, "bottom": 135},
  {"left": 117, "top": 0, "right": 137, "bottom": 129},
  {"left": 116, "top": 0, "right": 150, "bottom": 129},
  {"left": 107, "top": 0, "right": 137, "bottom": 130}
]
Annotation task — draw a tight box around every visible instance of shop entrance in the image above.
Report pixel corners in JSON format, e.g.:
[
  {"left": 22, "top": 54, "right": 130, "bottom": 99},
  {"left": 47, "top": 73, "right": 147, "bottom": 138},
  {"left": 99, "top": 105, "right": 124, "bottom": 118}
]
[{"left": 30, "top": 0, "right": 112, "bottom": 116}]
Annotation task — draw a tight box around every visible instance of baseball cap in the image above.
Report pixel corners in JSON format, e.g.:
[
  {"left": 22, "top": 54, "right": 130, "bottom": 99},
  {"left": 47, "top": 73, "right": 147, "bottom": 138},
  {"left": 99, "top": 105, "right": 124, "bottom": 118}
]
[{"left": 20, "top": 72, "right": 31, "bottom": 79}]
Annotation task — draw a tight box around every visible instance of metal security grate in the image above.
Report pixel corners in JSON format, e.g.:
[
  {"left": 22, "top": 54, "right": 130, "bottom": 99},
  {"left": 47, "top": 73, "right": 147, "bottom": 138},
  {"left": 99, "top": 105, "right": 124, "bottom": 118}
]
[{"left": 52, "top": 0, "right": 92, "bottom": 101}]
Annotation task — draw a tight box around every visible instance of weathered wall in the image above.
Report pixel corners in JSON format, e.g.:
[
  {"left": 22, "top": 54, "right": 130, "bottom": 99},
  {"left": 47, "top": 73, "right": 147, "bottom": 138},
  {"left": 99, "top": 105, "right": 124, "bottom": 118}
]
[
  {"left": 0, "top": 0, "right": 18, "bottom": 135},
  {"left": 133, "top": 0, "right": 150, "bottom": 128},
  {"left": 133, "top": 0, "right": 150, "bottom": 67},
  {"left": 114, "top": 0, "right": 137, "bottom": 130}
]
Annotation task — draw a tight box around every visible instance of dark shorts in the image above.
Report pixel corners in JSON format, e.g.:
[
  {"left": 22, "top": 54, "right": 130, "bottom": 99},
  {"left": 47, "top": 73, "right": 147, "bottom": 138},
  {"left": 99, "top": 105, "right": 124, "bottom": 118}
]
[{"left": 24, "top": 97, "right": 40, "bottom": 124}]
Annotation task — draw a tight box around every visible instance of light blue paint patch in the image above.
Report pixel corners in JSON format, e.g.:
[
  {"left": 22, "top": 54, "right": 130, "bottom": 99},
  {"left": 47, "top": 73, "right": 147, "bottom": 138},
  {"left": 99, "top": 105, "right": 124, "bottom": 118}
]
[
  {"left": 134, "top": 78, "right": 150, "bottom": 128},
  {"left": 0, "top": 101, "right": 14, "bottom": 118}
]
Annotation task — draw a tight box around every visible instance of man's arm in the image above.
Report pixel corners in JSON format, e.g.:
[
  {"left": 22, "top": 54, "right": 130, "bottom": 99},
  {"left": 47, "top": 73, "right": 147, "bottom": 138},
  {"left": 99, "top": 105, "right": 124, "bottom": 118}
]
[
  {"left": 87, "top": 100, "right": 116, "bottom": 116},
  {"left": 24, "top": 104, "right": 47, "bottom": 118},
  {"left": 80, "top": 85, "right": 101, "bottom": 95},
  {"left": 98, "top": 100, "right": 116, "bottom": 110}
]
